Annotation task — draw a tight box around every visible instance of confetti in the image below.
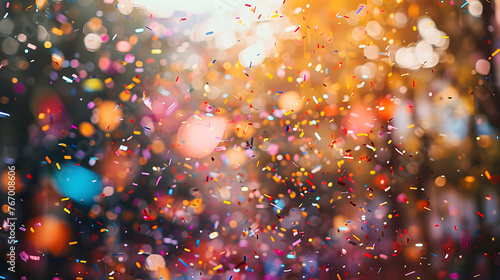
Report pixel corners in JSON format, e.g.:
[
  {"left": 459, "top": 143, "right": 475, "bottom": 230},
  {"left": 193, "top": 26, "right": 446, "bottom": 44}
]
[{"left": 1, "top": 1, "right": 496, "bottom": 279}]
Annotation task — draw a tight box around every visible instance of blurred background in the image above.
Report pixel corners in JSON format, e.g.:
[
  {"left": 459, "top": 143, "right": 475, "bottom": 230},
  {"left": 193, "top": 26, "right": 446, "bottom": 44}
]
[{"left": 1, "top": 0, "right": 500, "bottom": 279}]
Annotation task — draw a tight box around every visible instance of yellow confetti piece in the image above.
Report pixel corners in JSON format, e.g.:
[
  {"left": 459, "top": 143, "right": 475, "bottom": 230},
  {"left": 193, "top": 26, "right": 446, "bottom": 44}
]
[
  {"left": 271, "top": 236, "right": 275, "bottom": 242},
  {"left": 69, "top": 241, "right": 78, "bottom": 245},
  {"left": 64, "top": 208, "right": 70, "bottom": 214},
  {"left": 184, "top": 163, "right": 193, "bottom": 169},
  {"left": 489, "top": 49, "right": 500, "bottom": 60},
  {"left": 223, "top": 200, "right": 231, "bottom": 205},
  {"left": 80, "top": 260, "right": 87, "bottom": 263},
  {"left": 30, "top": 227, "right": 34, "bottom": 233},
  {"left": 61, "top": 197, "right": 69, "bottom": 201},
  {"left": 213, "top": 264, "right": 223, "bottom": 270},
  {"left": 42, "top": 125, "right": 49, "bottom": 131},
  {"left": 184, "top": 248, "right": 191, "bottom": 252},
  {"left": 407, "top": 124, "right": 415, "bottom": 128},
  {"left": 56, "top": 162, "right": 61, "bottom": 170},
  {"left": 133, "top": 131, "right": 141, "bottom": 135},
  {"left": 100, "top": 228, "right": 107, "bottom": 232},
  {"left": 63, "top": 155, "right": 71, "bottom": 159},
  {"left": 299, "top": 131, "right": 304, "bottom": 138},
  {"left": 352, "top": 234, "right": 360, "bottom": 241}
]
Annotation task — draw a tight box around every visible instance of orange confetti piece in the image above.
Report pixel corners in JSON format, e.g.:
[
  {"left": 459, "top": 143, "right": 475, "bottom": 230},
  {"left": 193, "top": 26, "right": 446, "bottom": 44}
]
[{"left": 51, "top": 27, "right": 63, "bottom": 36}]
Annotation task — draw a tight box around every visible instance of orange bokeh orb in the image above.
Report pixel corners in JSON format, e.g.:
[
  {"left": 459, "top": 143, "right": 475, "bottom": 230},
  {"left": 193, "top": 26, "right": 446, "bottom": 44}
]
[
  {"left": 93, "top": 100, "right": 123, "bottom": 132},
  {"left": 27, "top": 216, "right": 72, "bottom": 256}
]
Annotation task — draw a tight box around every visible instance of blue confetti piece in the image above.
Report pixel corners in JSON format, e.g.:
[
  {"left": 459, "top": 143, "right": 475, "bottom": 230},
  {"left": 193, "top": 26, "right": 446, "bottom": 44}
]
[
  {"left": 178, "top": 258, "right": 188, "bottom": 267},
  {"left": 356, "top": 6, "right": 364, "bottom": 15}
]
